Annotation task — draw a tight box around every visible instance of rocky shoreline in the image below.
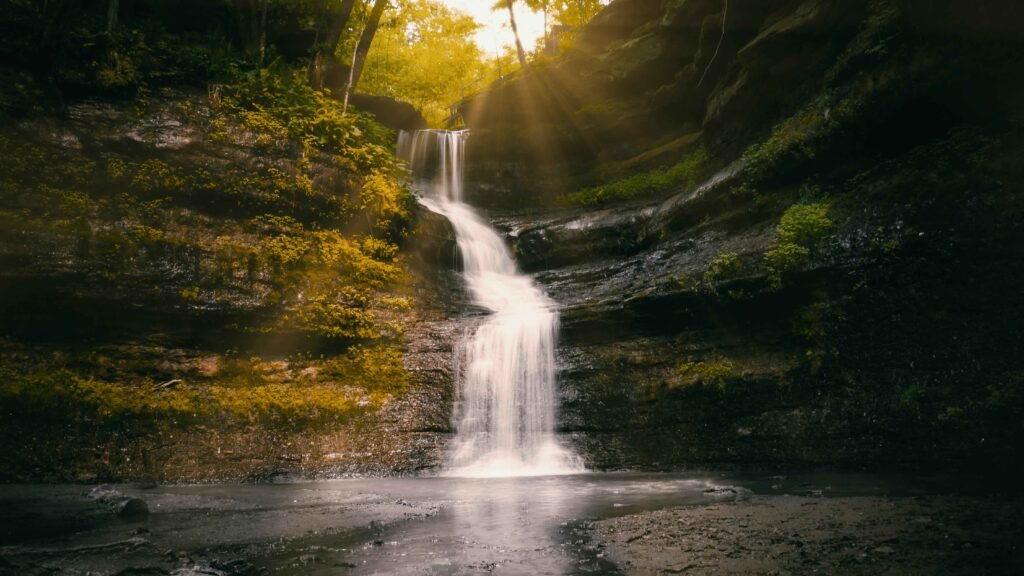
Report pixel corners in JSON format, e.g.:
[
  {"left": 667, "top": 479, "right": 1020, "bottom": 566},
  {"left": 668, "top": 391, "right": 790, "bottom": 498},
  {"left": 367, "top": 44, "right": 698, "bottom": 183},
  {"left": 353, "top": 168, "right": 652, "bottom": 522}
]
[
  {"left": 595, "top": 494, "right": 1024, "bottom": 575},
  {"left": 2, "top": 474, "right": 1022, "bottom": 575}
]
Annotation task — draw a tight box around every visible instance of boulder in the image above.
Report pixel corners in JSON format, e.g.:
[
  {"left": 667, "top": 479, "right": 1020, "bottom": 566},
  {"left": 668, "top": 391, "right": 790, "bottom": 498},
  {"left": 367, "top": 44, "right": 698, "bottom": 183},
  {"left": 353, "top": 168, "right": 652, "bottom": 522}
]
[{"left": 348, "top": 93, "right": 428, "bottom": 132}]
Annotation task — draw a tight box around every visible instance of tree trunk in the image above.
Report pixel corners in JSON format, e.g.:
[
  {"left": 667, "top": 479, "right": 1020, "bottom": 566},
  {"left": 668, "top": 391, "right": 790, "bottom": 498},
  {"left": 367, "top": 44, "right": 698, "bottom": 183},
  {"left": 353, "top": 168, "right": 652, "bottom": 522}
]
[
  {"left": 344, "top": 0, "right": 389, "bottom": 110},
  {"left": 232, "top": 0, "right": 261, "bottom": 54},
  {"left": 543, "top": 1, "right": 549, "bottom": 37},
  {"left": 323, "top": 0, "right": 358, "bottom": 59},
  {"left": 258, "top": 0, "right": 268, "bottom": 65},
  {"left": 309, "top": 0, "right": 357, "bottom": 89},
  {"left": 506, "top": 0, "right": 528, "bottom": 69},
  {"left": 106, "top": 0, "right": 118, "bottom": 32},
  {"left": 342, "top": 39, "right": 359, "bottom": 113}
]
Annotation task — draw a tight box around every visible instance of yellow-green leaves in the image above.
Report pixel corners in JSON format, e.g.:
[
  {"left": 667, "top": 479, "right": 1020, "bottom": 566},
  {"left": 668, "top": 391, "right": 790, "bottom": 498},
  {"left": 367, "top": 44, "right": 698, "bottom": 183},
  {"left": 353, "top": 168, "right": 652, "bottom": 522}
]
[{"left": 765, "top": 202, "right": 833, "bottom": 286}]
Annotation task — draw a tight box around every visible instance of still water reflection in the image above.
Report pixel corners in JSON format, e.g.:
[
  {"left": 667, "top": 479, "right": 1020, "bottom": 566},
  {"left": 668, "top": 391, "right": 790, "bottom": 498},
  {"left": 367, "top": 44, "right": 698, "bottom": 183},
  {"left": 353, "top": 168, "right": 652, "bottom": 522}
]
[
  {"left": 0, "top": 473, "right": 728, "bottom": 576},
  {"left": 283, "top": 474, "right": 721, "bottom": 575}
]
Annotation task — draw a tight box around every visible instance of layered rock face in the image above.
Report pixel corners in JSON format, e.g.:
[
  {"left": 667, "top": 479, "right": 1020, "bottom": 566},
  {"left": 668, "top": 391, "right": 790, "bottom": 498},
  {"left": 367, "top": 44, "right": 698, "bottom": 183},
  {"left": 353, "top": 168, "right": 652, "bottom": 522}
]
[
  {"left": 461, "top": 0, "right": 1024, "bottom": 471},
  {"left": 0, "top": 87, "right": 460, "bottom": 482}
]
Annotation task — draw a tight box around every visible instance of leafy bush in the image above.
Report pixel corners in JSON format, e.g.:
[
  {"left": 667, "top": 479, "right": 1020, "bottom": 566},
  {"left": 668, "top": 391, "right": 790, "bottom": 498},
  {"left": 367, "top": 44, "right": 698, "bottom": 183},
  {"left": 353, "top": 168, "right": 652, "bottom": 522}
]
[
  {"left": 765, "top": 242, "right": 810, "bottom": 272},
  {"left": 776, "top": 202, "right": 833, "bottom": 246},
  {"left": 765, "top": 202, "right": 833, "bottom": 284},
  {"left": 223, "top": 65, "right": 398, "bottom": 174},
  {"left": 246, "top": 225, "right": 410, "bottom": 341},
  {"left": 359, "top": 171, "right": 413, "bottom": 239},
  {"left": 704, "top": 252, "right": 743, "bottom": 284}
]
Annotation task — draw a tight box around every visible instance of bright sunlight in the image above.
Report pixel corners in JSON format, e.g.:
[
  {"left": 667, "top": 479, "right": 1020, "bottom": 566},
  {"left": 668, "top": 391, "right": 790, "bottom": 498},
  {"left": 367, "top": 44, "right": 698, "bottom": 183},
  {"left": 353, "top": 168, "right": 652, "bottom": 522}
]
[{"left": 439, "top": 0, "right": 547, "bottom": 56}]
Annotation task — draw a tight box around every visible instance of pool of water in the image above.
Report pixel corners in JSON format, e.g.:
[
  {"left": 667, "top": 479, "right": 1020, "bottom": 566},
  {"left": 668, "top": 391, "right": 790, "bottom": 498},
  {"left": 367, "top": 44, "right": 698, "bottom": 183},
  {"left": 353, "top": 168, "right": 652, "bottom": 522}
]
[{"left": 0, "top": 471, "right": 965, "bottom": 575}]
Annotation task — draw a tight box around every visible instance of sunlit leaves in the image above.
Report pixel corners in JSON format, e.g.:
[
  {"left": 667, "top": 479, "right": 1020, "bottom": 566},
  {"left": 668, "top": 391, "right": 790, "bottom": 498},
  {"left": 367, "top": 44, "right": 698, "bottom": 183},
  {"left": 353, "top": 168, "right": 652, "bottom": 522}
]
[{"left": 359, "top": 0, "right": 491, "bottom": 125}]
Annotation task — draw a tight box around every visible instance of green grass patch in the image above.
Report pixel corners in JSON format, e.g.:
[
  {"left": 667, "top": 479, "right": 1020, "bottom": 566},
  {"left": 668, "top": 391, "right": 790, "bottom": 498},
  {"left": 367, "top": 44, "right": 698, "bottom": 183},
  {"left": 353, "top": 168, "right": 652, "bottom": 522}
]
[{"left": 563, "top": 147, "right": 708, "bottom": 207}]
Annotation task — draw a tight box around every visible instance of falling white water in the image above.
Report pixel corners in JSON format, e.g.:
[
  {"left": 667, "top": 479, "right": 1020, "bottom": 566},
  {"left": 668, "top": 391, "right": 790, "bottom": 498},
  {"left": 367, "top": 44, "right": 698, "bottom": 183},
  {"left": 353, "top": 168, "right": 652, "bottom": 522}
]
[{"left": 401, "top": 129, "right": 583, "bottom": 478}]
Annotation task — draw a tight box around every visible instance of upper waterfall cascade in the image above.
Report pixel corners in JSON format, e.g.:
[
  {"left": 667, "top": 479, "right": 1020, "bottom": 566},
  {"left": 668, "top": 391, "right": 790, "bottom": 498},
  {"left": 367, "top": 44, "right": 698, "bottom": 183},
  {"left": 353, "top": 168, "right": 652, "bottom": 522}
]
[{"left": 400, "top": 129, "right": 584, "bottom": 478}]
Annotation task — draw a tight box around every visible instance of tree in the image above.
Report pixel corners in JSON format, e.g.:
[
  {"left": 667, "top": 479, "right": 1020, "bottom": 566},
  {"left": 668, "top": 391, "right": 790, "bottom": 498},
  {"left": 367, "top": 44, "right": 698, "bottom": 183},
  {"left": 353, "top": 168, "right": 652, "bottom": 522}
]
[
  {"left": 493, "top": 0, "right": 528, "bottom": 69},
  {"left": 524, "top": 0, "right": 550, "bottom": 39},
  {"left": 106, "top": 0, "right": 118, "bottom": 32},
  {"left": 350, "top": 0, "right": 389, "bottom": 90},
  {"left": 546, "top": 0, "right": 606, "bottom": 53},
  {"left": 344, "top": 0, "right": 390, "bottom": 112},
  {"left": 550, "top": 0, "right": 604, "bottom": 28},
  {"left": 358, "top": 0, "right": 490, "bottom": 125},
  {"left": 309, "top": 0, "right": 358, "bottom": 89},
  {"left": 232, "top": 0, "right": 269, "bottom": 63}
]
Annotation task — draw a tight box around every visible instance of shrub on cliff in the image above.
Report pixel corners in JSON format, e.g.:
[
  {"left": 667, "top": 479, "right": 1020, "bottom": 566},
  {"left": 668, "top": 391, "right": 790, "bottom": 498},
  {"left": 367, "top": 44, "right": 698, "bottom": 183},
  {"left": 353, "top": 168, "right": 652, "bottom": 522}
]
[{"left": 765, "top": 202, "right": 833, "bottom": 286}]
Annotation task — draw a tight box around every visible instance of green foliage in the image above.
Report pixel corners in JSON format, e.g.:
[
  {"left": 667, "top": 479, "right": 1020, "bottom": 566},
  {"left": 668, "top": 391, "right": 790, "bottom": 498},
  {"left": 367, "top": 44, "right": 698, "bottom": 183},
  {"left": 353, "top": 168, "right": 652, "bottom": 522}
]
[
  {"left": 223, "top": 64, "right": 398, "bottom": 173},
  {"left": 703, "top": 252, "right": 742, "bottom": 284},
  {"left": 548, "top": 0, "right": 607, "bottom": 28},
  {"left": 764, "top": 241, "right": 810, "bottom": 273},
  {"left": 319, "top": 345, "right": 410, "bottom": 393},
  {"left": 250, "top": 224, "right": 410, "bottom": 341},
  {"left": 735, "top": 87, "right": 867, "bottom": 198},
  {"left": 564, "top": 147, "right": 708, "bottom": 206},
  {"left": 765, "top": 202, "right": 833, "bottom": 285},
  {"left": 0, "top": 82, "right": 415, "bottom": 344},
  {"left": 295, "top": 291, "right": 380, "bottom": 340},
  {"left": 0, "top": 366, "right": 376, "bottom": 425},
  {"left": 776, "top": 202, "right": 833, "bottom": 246},
  {"left": 130, "top": 159, "right": 185, "bottom": 192},
  {"left": 742, "top": 106, "right": 828, "bottom": 183},
  {"left": 985, "top": 372, "right": 1024, "bottom": 415},
  {"left": 673, "top": 358, "right": 735, "bottom": 392},
  {"left": 0, "top": 0, "right": 424, "bottom": 435},
  {"left": 359, "top": 0, "right": 492, "bottom": 126},
  {"left": 263, "top": 232, "right": 313, "bottom": 267},
  {"left": 179, "top": 286, "right": 201, "bottom": 301},
  {"left": 0, "top": 68, "right": 50, "bottom": 117},
  {"left": 0, "top": 2, "right": 242, "bottom": 97},
  {"left": 359, "top": 171, "right": 413, "bottom": 237},
  {"left": 791, "top": 296, "right": 843, "bottom": 374}
]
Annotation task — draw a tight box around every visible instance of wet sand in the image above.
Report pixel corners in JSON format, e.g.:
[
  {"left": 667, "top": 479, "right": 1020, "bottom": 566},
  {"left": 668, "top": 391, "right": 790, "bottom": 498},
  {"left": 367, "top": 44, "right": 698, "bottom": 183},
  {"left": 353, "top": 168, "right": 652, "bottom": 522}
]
[{"left": 595, "top": 494, "right": 1024, "bottom": 575}]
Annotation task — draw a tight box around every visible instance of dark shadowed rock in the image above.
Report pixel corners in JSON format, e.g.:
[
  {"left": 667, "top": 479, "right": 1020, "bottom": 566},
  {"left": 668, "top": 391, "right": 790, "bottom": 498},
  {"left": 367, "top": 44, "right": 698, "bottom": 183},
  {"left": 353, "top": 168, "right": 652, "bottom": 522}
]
[
  {"left": 349, "top": 93, "right": 428, "bottom": 132},
  {"left": 87, "top": 485, "right": 149, "bottom": 518},
  {"left": 116, "top": 497, "right": 150, "bottom": 519}
]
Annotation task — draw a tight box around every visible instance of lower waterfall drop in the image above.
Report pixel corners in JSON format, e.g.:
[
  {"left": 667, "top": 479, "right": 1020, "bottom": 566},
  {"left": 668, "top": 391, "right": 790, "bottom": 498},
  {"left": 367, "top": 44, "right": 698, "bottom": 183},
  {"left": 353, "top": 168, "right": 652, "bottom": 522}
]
[{"left": 402, "top": 129, "right": 583, "bottom": 478}]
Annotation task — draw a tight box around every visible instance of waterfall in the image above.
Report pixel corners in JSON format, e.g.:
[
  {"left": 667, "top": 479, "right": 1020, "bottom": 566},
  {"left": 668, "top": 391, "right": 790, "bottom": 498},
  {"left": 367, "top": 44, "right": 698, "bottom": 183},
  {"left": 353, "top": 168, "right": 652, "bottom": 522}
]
[{"left": 401, "top": 130, "right": 583, "bottom": 478}]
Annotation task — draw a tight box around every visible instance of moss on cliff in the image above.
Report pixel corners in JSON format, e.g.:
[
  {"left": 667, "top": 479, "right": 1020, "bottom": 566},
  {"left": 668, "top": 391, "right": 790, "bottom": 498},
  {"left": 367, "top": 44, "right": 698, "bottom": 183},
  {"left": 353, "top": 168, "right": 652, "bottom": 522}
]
[
  {"left": 0, "top": 10, "right": 436, "bottom": 479},
  {"left": 562, "top": 147, "right": 709, "bottom": 207}
]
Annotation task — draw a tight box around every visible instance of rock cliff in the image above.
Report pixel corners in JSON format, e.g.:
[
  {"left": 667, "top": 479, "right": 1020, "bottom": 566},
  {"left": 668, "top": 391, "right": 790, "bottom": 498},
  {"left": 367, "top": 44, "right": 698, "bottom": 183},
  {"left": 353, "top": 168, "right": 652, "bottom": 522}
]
[
  {"left": 0, "top": 82, "right": 458, "bottom": 482},
  {"left": 2, "top": 0, "right": 1023, "bottom": 480},
  {"left": 460, "top": 0, "right": 1024, "bottom": 471}
]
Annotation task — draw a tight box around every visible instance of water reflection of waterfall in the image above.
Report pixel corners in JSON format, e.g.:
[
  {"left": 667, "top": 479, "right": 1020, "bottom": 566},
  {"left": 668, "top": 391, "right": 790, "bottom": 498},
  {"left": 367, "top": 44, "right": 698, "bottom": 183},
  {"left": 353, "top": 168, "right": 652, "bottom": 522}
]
[
  {"left": 401, "top": 129, "right": 583, "bottom": 477},
  {"left": 340, "top": 475, "right": 716, "bottom": 574}
]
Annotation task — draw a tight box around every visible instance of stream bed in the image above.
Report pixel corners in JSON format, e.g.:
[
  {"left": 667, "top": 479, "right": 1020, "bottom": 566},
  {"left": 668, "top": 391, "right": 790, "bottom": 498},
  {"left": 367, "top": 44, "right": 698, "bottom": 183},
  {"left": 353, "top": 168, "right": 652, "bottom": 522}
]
[{"left": 4, "top": 471, "right": 1020, "bottom": 575}]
